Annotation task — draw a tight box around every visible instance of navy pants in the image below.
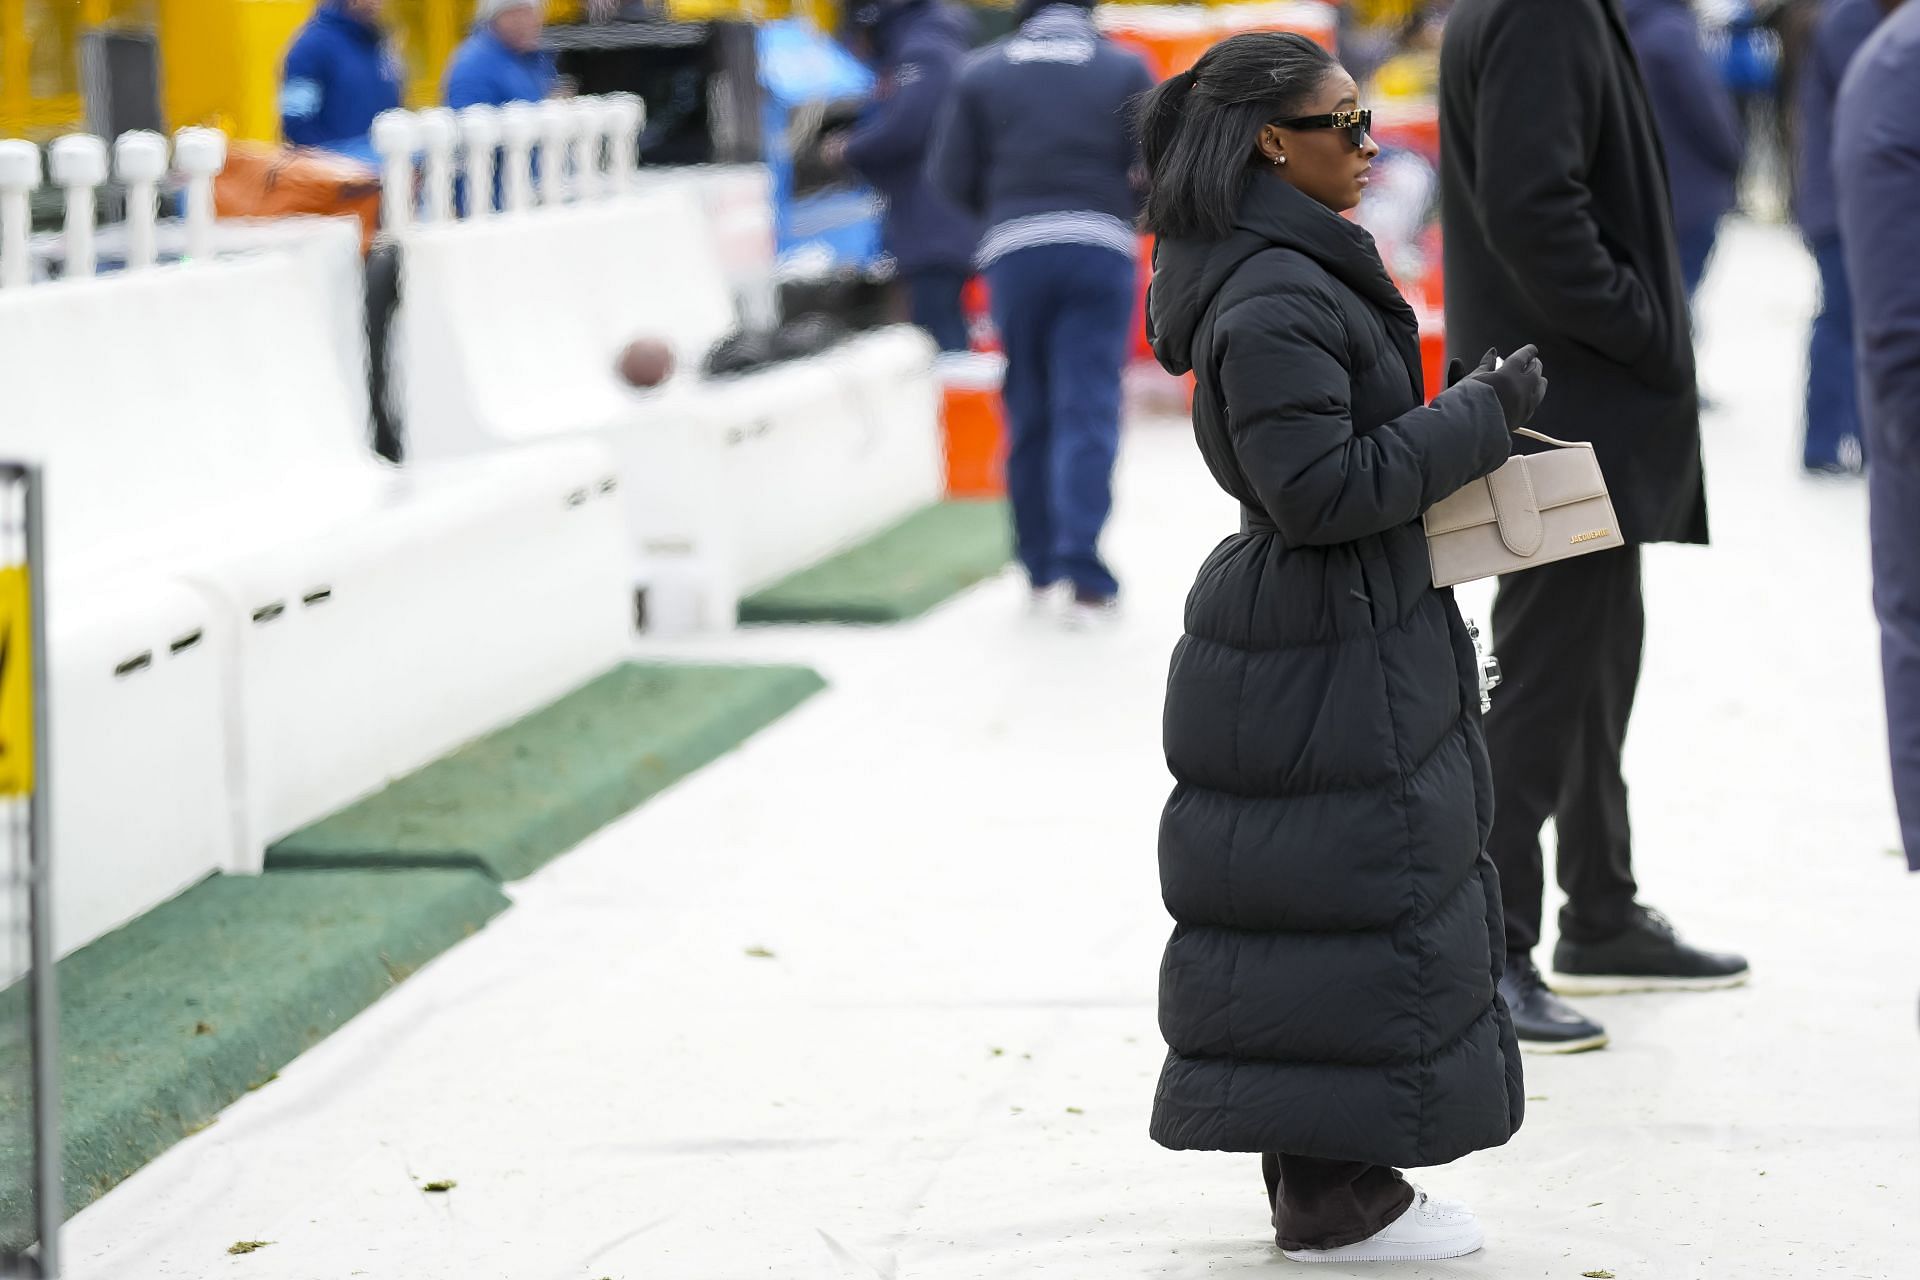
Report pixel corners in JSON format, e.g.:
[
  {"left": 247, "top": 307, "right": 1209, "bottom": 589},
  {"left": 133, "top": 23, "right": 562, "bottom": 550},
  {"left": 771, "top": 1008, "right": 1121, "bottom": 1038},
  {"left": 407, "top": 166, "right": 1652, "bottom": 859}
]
[
  {"left": 1869, "top": 417, "right": 1920, "bottom": 867},
  {"left": 986, "top": 243, "right": 1135, "bottom": 598},
  {"left": 1806, "top": 235, "right": 1865, "bottom": 470},
  {"left": 904, "top": 269, "right": 972, "bottom": 354}
]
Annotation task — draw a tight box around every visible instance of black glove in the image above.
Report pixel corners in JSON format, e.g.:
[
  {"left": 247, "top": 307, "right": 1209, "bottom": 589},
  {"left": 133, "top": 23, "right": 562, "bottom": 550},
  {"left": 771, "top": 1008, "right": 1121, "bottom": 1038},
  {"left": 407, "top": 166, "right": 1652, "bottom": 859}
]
[
  {"left": 1469, "top": 344, "right": 1548, "bottom": 430},
  {"left": 1445, "top": 347, "right": 1498, "bottom": 389}
]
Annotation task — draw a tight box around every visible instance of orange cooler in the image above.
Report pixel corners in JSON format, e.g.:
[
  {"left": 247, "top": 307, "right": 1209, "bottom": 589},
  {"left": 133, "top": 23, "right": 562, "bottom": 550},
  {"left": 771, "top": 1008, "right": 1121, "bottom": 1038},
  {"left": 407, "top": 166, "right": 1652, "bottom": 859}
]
[{"left": 940, "top": 354, "right": 1009, "bottom": 498}]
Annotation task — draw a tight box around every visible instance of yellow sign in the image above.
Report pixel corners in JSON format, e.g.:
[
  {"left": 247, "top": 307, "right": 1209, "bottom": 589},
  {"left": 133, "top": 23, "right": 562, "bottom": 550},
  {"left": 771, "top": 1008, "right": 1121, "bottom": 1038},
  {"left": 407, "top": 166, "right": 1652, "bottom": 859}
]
[{"left": 0, "top": 565, "right": 34, "bottom": 797}]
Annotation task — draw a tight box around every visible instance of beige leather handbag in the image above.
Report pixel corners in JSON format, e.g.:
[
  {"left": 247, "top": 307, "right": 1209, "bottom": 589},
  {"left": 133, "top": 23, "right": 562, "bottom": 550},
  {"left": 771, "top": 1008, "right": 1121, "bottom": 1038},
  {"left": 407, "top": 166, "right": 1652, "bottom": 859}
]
[{"left": 1424, "top": 429, "right": 1625, "bottom": 588}]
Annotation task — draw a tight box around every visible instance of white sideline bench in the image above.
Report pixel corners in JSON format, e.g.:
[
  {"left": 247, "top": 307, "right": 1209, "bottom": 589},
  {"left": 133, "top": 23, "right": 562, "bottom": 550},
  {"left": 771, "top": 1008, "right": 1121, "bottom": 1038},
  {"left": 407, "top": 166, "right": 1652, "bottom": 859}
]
[
  {"left": 0, "top": 575, "right": 236, "bottom": 982},
  {"left": 0, "top": 244, "right": 633, "bottom": 970},
  {"left": 393, "top": 187, "right": 943, "bottom": 629},
  {"left": 621, "top": 331, "right": 944, "bottom": 623},
  {"left": 632, "top": 166, "right": 780, "bottom": 334}
]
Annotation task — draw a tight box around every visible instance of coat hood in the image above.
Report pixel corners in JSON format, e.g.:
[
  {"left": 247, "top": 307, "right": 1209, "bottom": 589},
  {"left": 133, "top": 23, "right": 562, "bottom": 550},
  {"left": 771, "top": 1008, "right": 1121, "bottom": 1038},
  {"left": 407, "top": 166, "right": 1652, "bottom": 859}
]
[
  {"left": 319, "top": 1, "right": 384, "bottom": 40},
  {"left": 924, "top": 0, "right": 977, "bottom": 50},
  {"left": 859, "top": 0, "right": 972, "bottom": 63},
  {"left": 1147, "top": 173, "right": 1415, "bottom": 377}
]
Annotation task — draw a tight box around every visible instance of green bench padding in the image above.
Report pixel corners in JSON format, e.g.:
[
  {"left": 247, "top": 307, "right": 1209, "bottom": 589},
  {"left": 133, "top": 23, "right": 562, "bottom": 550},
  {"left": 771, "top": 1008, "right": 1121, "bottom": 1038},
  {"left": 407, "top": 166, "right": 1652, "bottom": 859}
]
[
  {"left": 0, "top": 868, "right": 508, "bottom": 1224},
  {"left": 738, "top": 500, "right": 1011, "bottom": 625},
  {"left": 267, "top": 662, "right": 827, "bottom": 882}
]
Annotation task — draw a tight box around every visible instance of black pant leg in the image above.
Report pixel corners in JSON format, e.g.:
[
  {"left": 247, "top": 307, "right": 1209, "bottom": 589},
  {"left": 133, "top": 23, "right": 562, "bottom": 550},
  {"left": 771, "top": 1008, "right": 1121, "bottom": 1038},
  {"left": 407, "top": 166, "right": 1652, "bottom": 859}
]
[
  {"left": 1553, "top": 546, "right": 1645, "bottom": 944},
  {"left": 1266, "top": 1154, "right": 1415, "bottom": 1251},
  {"left": 1483, "top": 562, "right": 1586, "bottom": 955},
  {"left": 1484, "top": 548, "right": 1649, "bottom": 954}
]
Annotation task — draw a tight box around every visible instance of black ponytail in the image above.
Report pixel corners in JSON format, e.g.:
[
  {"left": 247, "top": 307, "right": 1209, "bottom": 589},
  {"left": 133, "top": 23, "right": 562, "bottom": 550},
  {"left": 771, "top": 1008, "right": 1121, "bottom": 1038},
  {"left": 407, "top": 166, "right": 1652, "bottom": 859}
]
[
  {"left": 1137, "top": 68, "right": 1197, "bottom": 177},
  {"left": 1135, "top": 32, "right": 1340, "bottom": 241}
]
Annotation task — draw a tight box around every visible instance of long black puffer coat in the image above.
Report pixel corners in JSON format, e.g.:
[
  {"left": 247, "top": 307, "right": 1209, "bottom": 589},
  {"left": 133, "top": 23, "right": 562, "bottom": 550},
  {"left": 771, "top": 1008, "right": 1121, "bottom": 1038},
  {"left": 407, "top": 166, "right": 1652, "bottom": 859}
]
[{"left": 1146, "top": 174, "right": 1526, "bottom": 1168}]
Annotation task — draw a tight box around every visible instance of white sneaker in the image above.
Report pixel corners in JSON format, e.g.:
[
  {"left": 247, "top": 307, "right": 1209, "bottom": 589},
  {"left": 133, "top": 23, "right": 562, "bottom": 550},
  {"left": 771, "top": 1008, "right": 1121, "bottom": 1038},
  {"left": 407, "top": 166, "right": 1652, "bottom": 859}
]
[
  {"left": 1281, "top": 1189, "right": 1484, "bottom": 1264},
  {"left": 1021, "top": 583, "right": 1067, "bottom": 617},
  {"left": 1061, "top": 593, "right": 1120, "bottom": 631}
]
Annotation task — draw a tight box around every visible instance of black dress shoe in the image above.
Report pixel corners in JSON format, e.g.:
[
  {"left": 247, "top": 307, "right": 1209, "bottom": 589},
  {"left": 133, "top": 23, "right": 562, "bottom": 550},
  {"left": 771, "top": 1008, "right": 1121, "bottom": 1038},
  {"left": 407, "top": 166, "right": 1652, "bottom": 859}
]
[
  {"left": 1550, "top": 906, "right": 1750, "bottom": 995},
  {"left": 1499, "top": 956, "right": 1608, "bottom": 1054}
]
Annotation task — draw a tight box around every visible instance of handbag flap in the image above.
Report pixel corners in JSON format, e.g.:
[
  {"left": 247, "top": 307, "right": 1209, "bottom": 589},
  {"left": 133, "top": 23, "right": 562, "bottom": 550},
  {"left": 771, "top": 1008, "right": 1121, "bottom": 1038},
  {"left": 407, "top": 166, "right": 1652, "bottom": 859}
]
[
  {"left": 1487, "top": 458, "right": 1543, "bottom": 556},
  {"left": 1524, "top": 444, "right": 1610, "bottom": 511},
  {"left": 1423, "top": 441, "right": 1609, "bottom": 539}
]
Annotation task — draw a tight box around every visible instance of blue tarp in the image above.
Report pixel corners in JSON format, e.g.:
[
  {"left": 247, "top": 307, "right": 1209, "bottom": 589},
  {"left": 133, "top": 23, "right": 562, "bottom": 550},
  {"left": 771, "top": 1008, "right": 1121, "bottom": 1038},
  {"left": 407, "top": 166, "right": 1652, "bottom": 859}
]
[{"left": 756, "top": 21, "right": 885, "bottom": 276}]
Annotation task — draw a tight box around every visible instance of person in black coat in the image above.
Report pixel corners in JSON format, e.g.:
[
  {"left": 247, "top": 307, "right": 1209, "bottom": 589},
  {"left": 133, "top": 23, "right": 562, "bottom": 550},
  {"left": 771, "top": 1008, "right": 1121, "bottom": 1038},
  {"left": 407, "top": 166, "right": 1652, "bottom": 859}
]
[
  {"left": 1439, "top": 0, "right": 1749, "bottom": 1057},
  {"left": 1141, "top": 32, "right": 1540, "bottom": 1264}
]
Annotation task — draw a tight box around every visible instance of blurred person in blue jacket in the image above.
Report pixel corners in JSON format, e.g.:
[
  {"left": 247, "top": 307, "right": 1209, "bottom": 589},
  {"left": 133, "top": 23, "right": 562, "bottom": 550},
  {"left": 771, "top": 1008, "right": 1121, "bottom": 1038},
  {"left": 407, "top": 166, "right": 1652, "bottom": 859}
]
[
  {"left": 446, "top": 0, "right": 558, "bottom": 110},
  {"left": 1623, "top": 0, "right": 1745, "bottom": 299},
  {"left": 1835, "top": 0, "right": 1919, "bottom": 867},
  {"left": 827, "top": 0, "right": 982, "bottom": 352},
  {"left": 930, "top": 0, "right": 1153, "bottom": 624},
  {"left": 1796, "top": 0, "right": 1886, "bottom": 474},
  {"left": 281, "top": 0, "right": 404, "bottom": 154}
]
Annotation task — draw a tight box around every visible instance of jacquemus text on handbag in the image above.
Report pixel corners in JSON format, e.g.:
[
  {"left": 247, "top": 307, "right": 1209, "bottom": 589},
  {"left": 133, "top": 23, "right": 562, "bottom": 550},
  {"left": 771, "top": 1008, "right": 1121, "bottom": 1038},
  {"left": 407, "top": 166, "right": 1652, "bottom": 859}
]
[{"left": 1423, "top": 429, "right": 1625, "bottom": 588}]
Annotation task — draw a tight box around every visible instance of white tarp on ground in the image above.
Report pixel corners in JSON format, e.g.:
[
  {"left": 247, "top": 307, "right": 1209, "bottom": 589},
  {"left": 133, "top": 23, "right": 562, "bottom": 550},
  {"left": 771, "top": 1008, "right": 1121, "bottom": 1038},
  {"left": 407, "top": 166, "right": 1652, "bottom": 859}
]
[{"left": 65, "top": 223, "right": 1918, "bottom": 1280}]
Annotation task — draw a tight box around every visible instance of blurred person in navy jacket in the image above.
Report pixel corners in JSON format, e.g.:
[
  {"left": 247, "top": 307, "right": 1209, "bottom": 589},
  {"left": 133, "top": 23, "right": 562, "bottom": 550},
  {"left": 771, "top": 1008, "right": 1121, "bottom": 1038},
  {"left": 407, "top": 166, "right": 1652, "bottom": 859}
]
[
  {"left": 827, "top": 0, "right": 982, "bottom": 352},
  {"left": 930, "top": 0, "right": 1152, "bottom": 624},
  {"left": 1796, "top": 0, "right": 1886, "bottom": 474},
  {"left": 445, "top": 0, "right": 558, "bottom": 110},
  {"left": 281, "top": 0, "right": 404, "bottom": 154},
  {"left": 1622, "top": 0, "right": 1744, "bottom": 299},
  {"left": 1834, "top": 0, "right": 1920, "bottom": 868}
]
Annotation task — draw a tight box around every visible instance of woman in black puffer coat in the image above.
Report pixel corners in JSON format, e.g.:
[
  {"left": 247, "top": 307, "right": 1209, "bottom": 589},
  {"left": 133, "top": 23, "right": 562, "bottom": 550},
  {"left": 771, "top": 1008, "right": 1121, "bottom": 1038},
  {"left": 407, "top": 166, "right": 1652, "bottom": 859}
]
[{"left": 1138, "top": 33, "right": 1543, "bottom": 1264}]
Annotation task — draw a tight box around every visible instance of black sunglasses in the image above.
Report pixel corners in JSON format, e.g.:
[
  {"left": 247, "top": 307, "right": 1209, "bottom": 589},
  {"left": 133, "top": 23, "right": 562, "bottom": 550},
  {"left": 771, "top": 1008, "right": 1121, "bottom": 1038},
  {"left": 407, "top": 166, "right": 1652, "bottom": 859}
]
[{"left": 1271, "top": 108, "right": 1373, "bottom": 149}]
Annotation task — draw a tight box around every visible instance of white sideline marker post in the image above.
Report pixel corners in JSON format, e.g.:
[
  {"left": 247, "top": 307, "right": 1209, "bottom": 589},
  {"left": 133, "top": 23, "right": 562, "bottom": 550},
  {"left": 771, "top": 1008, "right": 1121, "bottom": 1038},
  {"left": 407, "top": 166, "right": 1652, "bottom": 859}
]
[
  {"left": 172, "top": 127, "right": 227, "bottom": 264},
  {"left": 568, "top": 97, "right": 604, "bottom": 201},
  {"left": 47, "top": 136, "right": 108, "bottom": 284},
  {"left": 458, "top": 104, "right": 501, "bottom": 221},
  {"left": 0, "top": 140, "right": 38, "bottom": 290},
  {"left": 113, "top": 130, "right": 169, "bottom": 272},
  {"left": 605, "top": 93, "right": 645, "bottom": 190},
  {"left": 537, "top": 99, "right": 574, "bottom": 206},
  {"left": 416, "top": 108, "right": 458, "bottom": 226},
  {"left": 371, "top": 109, "right": 421, "bottom": 234},
  {"left": 500, "top": 103, "right": 540, "bottom": 215},
  {"left": 49, "top": 135, "right": 108, "bottom": 281}
]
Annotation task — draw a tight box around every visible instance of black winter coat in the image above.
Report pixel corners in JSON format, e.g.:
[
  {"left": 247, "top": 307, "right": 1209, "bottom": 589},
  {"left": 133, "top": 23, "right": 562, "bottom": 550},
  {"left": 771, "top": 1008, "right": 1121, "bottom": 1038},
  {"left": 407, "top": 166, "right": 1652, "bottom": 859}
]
[
  {"left": 1146, "top": 175, "right": 1526, "bottom": 1168},
  {"left": 1439, "top": 0, "right": 1709, "bottom": 546}
]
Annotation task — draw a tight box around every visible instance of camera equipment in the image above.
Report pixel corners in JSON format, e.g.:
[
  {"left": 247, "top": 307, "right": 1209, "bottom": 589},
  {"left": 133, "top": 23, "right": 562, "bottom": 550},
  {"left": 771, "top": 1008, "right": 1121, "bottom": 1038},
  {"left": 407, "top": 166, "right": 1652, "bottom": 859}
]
[{"left": 1466, "top": 618, "right": 1502, "bottom": 713}]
